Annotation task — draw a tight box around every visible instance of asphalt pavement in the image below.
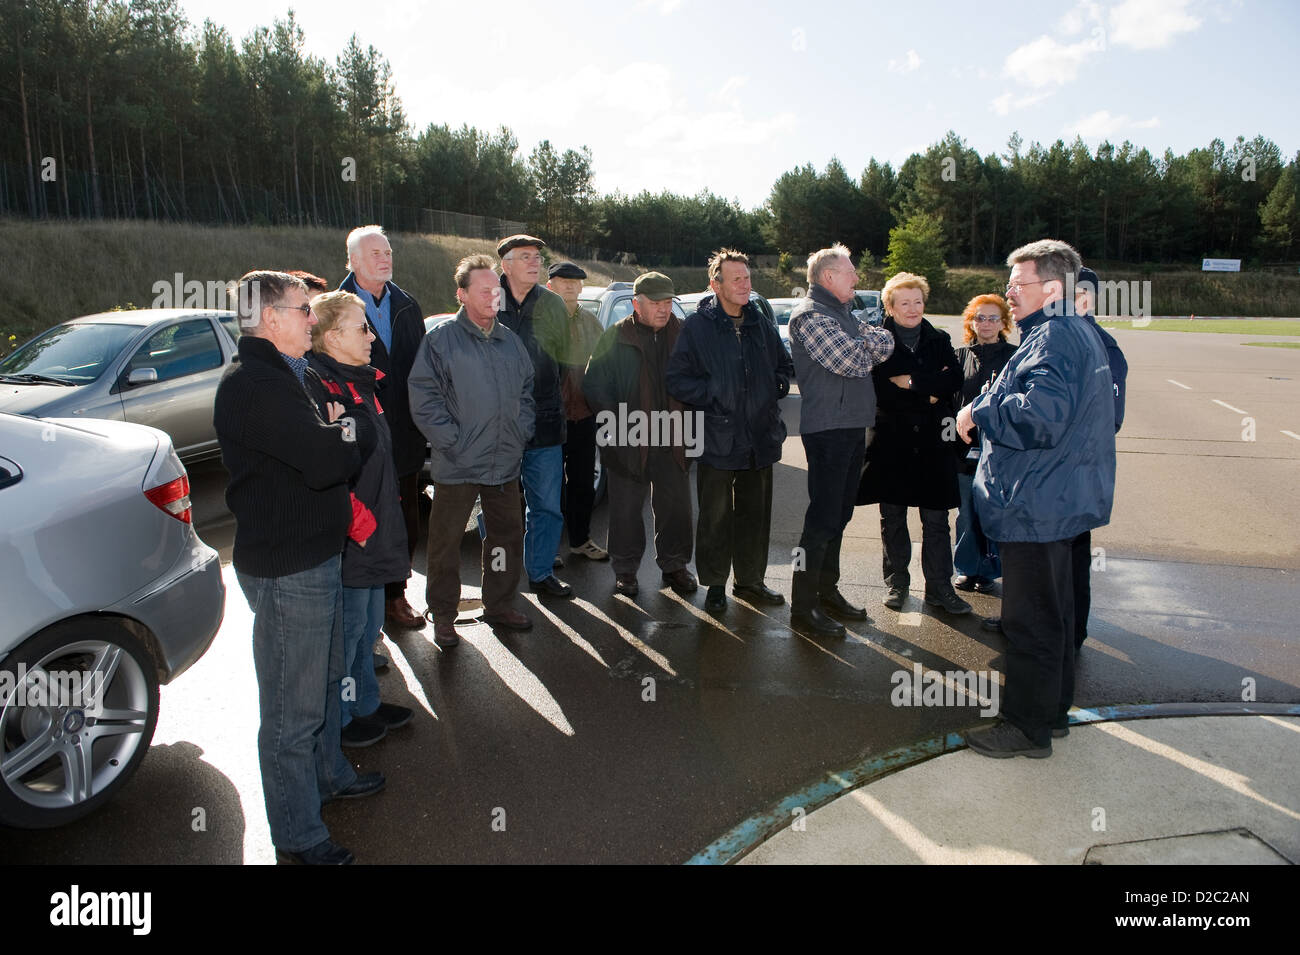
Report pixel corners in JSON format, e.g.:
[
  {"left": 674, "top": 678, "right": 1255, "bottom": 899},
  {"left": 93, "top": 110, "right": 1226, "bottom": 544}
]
[{"left": 4, "top": 318, "right": 1297, "bottom": 864}]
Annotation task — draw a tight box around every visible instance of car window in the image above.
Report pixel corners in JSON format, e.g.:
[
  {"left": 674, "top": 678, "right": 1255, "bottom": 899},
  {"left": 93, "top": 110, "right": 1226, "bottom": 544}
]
[
  {"left": 607, "top": 296, "right": 634, "bottom": 327},
  {"left": 218, "top": 315, "right": 240, "bottom": 345},
  {"left": 0, "top": 323, "right": 144, "bottom": 383},
  {"left": 128, "top": 320, "right": 222, "bottom": 383}
]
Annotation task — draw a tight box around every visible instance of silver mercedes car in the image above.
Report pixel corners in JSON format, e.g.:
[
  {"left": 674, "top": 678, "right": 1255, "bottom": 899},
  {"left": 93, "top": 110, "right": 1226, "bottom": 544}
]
[
  {"left": 0, "top": 412, "right": 225, "bottom": 828},
  {"left": 0, "top": 309, "right": 241, "bottom": 464}
]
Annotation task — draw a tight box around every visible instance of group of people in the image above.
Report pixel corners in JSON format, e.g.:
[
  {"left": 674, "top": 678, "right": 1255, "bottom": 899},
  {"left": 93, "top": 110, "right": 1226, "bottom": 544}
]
[{"left": 214, "top": 226, "right": 1124, "bottom": 864}]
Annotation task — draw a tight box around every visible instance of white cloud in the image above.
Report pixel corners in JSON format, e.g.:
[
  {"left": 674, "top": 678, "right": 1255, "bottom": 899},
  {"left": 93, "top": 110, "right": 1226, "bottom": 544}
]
[
  {"left": 1003, "top": 33, "right": 1101, "bottom": 88},
  {"left": 713, "top": 75, "right": 748, "bottom": 108},
  {"left": 1060, "top": 0, "right": 1104, "bottom": 35},
  {"left": 1065, "top": 109, "right": 1162, "bottom": 138},
  {"left": 887, "top": 49, "right": 922, "bottom": 74},
  {"left": 990, "top": 89, "right": 1054, "bottom": 116},
  {"left": 1108, "top": 0, "right": 1202, "bottom": 49}
]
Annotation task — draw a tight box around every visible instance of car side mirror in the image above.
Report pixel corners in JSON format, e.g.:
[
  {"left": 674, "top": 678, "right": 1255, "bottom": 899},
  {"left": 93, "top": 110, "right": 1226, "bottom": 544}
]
[{"left": 127, "top": 368, "right": 158, "bottom": 386}]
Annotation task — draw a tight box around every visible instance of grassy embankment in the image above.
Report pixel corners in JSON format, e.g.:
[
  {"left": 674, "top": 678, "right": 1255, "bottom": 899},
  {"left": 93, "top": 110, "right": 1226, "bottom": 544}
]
[{"left": 4, "top": 218, "right": 1300, "bottom": 353}]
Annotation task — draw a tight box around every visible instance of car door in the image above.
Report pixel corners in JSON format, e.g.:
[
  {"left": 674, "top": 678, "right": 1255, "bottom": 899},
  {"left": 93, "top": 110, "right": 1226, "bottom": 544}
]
[{"left": 117, "top": 318, "right": 227, "bottom": 461}]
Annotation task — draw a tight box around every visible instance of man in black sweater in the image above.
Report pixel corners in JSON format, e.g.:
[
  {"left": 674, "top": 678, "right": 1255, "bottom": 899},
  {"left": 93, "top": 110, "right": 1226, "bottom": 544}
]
[{"left": 214, "top": 270, "right": 384, "bottom": 865}]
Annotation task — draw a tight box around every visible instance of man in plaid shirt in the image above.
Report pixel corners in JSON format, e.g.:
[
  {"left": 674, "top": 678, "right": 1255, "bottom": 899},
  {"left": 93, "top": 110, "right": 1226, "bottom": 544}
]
[{"left": 786, "top": 243, "right": 895, "bottom": 636}]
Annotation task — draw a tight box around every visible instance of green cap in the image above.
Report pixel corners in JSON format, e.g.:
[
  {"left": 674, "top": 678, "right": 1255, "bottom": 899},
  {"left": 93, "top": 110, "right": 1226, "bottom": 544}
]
[{"left": 633, "top": 272, "right": 676, "bottom": 301}]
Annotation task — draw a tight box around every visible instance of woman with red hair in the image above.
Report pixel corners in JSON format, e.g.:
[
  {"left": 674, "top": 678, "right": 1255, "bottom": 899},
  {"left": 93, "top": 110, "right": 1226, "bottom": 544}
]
[{"left": 951, "top": 294, "right": 1017, "bottom": 593}]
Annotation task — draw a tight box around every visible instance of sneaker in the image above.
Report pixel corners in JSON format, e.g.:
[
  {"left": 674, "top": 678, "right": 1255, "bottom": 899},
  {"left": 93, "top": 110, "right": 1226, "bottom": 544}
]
[
  {"left": 953, "top": 575, "right": 979, "bottom": 592},
  {"left": 883, "top": 587, "right": 906, "bottom": 611},
  {"left": 571, "top": 539, "right": 610, "bottom": 561},
  {"left": 980, "top": 616, "right": 1004, "bottom": 633},
  {"left": 925, "top": 588, "right": 972, "bottom": 615},
  {"left": 340, "top": 716, "right": 386, "bottom": 748},
  {"left": 963, "top": 722, "right": 1052, "bottom": 759},
  {"left": 277, "top": 838, "right": 354, "bottom": 865},
  {"left": 529, "top": 574, "right": 574, "bottom": 598}
]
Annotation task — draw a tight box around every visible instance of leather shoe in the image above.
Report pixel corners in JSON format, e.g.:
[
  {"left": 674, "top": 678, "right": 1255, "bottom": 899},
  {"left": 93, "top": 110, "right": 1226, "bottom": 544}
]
[
  {"left": 882, "top": 586, "right": 907, "bottom": 611},
  {"left": 925, "top": 588, "right": 972, "bottom": 615},
  {"left": 326, "top": 771, "right": 387, "bottom": 802},
  {"left": 529, "top": 574, "right": 574, "bottom": 598},
  {"left": 277, "top": 838, "right": 354, "bottom": 865},
  {"left": 980, "top": 616, "right": 1003, "bottom": 633},
  {"left": 820, "top": 589, "right": 867, "bottom": 620},
  {"left": 662, "top": 568, "right": 699, "bottom": 595},
  {"left": 368, "top": 702, "right": 413, "bottom": 729},
  {"left": 732, "top": 582, "right": 785, "bottom": 606},
  {"left": 790, "top": 607, "right": 846, "bottom": 637},
  {"left": 340, "top": 715, "right": 386, "bottom": 748},
  {"left": 483, "top": 609, "right": 533, "bottom": 631},
  {"left": 705, "top": 586, "right": 727, "bottom": 612},
  {"left": 433, "top": 621, "right": 461, "bottom": 648},
  {"left": 385, "top": 596, "right": 424, "bottom": 630},
  {"left": 615, "top": 574, "right": 639, "bottom": 596}
]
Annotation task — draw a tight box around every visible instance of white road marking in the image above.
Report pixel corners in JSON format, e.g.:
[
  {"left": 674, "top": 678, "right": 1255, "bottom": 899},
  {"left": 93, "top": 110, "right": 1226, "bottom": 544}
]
[
  {"left": 1282, "top": 430, "right": 1300, "bottom": 442},
  {"left": 1211, "top": 399, "right": 1248, "bottom": 415},
  {"left": 1166, "top": 379, "right": 1192, "bottom": 390}
]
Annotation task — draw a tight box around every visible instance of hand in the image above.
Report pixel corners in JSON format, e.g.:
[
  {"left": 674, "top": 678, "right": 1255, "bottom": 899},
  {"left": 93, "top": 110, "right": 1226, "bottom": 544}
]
[
  {"left": 956, "top": 403, "right": 976, "bottom": 445},
  {"left": 928, "top": 395, "right": 938, "bottom": 404},
  {"left": 888, "top": 374, "right": 911, "bottom": 389},
  {"left": 326, "top": 401, "right": 345, "bottom": 423}
]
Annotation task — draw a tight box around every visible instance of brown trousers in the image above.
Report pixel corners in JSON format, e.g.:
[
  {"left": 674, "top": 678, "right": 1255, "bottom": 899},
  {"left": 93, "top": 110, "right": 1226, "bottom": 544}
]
[{"left": 425, "top": 480, "right": 523, "bottom": 623}]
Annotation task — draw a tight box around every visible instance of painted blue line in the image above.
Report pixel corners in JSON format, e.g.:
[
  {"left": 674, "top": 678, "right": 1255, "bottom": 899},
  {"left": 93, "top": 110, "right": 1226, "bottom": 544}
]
[{"left": 685, "top": 701, "right": 1300, "bottom": 865}]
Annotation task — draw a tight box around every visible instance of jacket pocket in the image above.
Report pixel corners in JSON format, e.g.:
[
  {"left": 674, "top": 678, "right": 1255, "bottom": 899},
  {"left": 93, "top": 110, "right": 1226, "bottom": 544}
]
[{"left": 704, "top": 412, "right": 734, "bottom": 459}]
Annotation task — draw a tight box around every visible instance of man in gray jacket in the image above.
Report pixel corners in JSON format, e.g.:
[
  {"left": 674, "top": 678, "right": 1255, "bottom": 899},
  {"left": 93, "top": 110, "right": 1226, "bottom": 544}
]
[{"left": 408, "top": 254, "right": 536, "bottom": 646}]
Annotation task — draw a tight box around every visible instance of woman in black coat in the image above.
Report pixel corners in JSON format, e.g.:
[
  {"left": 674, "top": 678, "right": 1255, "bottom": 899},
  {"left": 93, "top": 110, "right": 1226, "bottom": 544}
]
[
  {"left": 951, "top": 294, "right": 1018, "bottom": 594},
  {"left": 857, "top": 272, "right": 968, "bottom": 614}
]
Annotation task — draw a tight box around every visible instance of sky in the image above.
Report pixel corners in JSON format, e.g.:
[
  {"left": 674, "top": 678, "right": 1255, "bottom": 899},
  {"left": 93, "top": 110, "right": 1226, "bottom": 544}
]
[{"left": 176, "top": 0, "right": 1300, "bottom": 208}]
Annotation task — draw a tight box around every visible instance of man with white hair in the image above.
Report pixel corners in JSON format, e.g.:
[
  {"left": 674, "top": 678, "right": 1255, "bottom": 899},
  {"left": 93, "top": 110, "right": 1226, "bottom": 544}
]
[
  {"left": 339, "top": 226, "right": 426, "bottom": 632},
  {"left": 787, "top": 244, "right": 895, "bottom": 637},
  {"left": 955, "top": 239, "right": 1116, "bottom": 759}
]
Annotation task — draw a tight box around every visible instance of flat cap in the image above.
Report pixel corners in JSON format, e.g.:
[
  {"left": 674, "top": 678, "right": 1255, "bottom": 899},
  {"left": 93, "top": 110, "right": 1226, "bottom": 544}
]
[
  {"left": 633, "top": 271, "right": 675, "bottom": 301},
  {"left": 548, "top": 261, "right": 587, "bottom": 280},
  {"left": 497, "top": 234, "right": 547, "bottom": 257}
]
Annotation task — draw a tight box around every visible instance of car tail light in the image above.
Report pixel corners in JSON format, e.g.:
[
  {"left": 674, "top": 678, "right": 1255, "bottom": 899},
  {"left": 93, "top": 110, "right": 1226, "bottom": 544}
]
[{"left": 144, "top": 474, "right": 193, "bottom": 523}]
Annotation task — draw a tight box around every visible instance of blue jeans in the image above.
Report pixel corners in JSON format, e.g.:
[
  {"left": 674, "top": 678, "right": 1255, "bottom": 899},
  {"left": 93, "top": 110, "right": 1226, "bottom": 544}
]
[
  {"left": 341, "top": 585, "right": 383, "bottom": 726},
  {"left": 522, "top": 444, "right": 565, "bottom": 582},
  {"left": 237, "top": 555, "right": 357, "bottom": 853},
  {"left": 954, "top": 471, "right": 1001, "bottom": 580}
]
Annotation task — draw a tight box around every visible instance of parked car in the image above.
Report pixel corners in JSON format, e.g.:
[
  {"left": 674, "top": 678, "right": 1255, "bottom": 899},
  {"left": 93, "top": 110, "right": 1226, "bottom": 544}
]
[
  {"left": 676, "top": 290, "right": 777, "bottom": 326},
  {"left": 0, "top": 412, "right": 225, "bottom": 828},
  {"left": 767, "top": 297, "right": 800, "bottom": 372},
  {"left": 0, "top": 309, "right": 240, "bottom": 464},
  {"left": 853, "top": 289, "right": 883, "bottom": 325}
]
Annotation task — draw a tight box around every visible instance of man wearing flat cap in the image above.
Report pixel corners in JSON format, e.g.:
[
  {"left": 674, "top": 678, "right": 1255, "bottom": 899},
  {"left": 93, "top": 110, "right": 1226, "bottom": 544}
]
[
  {"left": 582, "top": 272, "right": 698, "bottom": 598},
  {"left": 547, "top": 261, "right": 609, "bottom": 564},
  {"left": 496, "top": 234, "right": 575, "bottom": 598}
]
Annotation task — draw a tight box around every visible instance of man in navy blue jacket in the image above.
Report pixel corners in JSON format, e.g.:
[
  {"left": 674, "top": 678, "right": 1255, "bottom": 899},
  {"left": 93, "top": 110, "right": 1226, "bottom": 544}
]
[{"left": 955, "top": 240, "right": 1116, "bottom": 759}]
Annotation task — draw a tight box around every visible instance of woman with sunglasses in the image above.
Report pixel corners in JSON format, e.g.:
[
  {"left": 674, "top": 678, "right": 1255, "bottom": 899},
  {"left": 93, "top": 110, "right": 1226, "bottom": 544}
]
[{"left": 951, "top": 294, "right": 1017, "bottom": 595}]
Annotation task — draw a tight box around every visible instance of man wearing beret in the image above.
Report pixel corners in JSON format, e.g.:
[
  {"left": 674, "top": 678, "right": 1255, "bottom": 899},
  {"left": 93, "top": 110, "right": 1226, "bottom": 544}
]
[
  {"left": 496, "top": 235, "right": 574, "bottom": 598},
  {"left": 582, "top": 272, "right": 698, "bottom": 598},
  {"left": 547, "top": 261, "right": 610, "bottom": 564}
]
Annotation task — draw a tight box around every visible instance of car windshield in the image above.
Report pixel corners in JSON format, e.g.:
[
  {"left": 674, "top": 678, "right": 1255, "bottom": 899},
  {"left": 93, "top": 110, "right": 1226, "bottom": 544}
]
[
  {"left": 0, "top": 322, "right": 143, "bottom": 383},
  {"left": 771, "top": 303, "right": 795, "bottom": 326}
]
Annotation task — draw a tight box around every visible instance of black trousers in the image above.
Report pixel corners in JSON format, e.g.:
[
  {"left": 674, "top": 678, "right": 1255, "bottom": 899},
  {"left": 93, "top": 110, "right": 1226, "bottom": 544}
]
[
  {"left": 999, "top": 538, "right": 1076, "bottom": 747},
  {"left": 606, "top": 449, "right": 693, "bottom": 576},
  {"left": 792, "top": 428, "right": 866, "bottom": 612},
  {"left": 695, "top": 462, "right": 773, "bottom": 588},
  {"left": 561, "top": 415, "right": 598, "bottom": 547},
  {"left": 879, "top": 503, "right": 954, "bottom": 591},
  {"left": 384, "top": 470, "right": 419, "bottom": 602},
  {"left": 1071, "top": 529, "right": 1092, "bottom": 648}
]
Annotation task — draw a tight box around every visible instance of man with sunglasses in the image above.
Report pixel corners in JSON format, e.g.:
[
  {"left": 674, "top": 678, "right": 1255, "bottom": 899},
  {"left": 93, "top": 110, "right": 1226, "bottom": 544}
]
[{"left": 215, "top": 271, "right": 384, "bottom": 865}]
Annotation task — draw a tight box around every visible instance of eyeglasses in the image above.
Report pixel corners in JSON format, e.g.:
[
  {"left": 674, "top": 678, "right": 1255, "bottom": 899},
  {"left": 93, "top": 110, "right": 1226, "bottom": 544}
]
[
  {"left": 1005, "top": 280, "right": 1047, "bottom": 294},
  {"left": 507, "top": 253, "right": 544, "bottom": 265},
  {"left": 974, "top": 315, "right": 1002, "bottom": 324},
  {"left": 272, "top": 304, "right": 311, "bottom": 316},
  {"left": 342, "top": 322, "right": 374, "bottom": 336}
]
